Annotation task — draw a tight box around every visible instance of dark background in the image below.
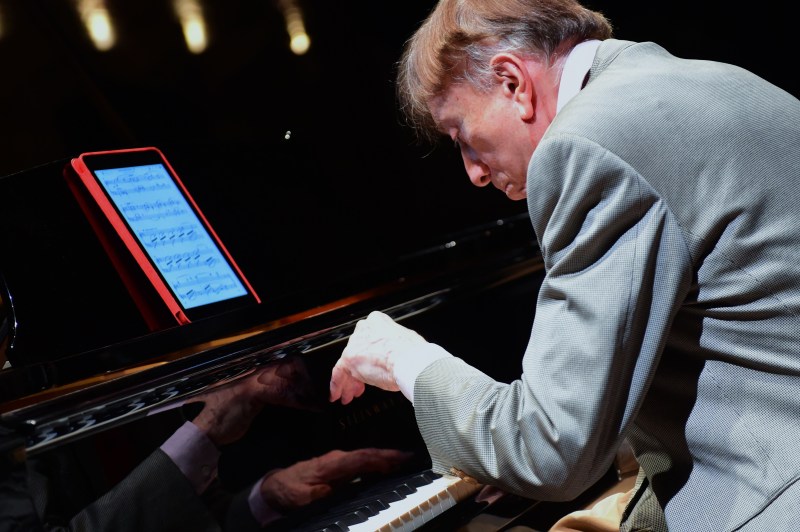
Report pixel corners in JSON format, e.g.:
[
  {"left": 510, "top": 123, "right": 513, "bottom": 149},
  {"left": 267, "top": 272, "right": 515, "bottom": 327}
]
[
  {"left": 1, "top": 0, "right": 795, "bottom": 258},
  {"left": 0, "top": 0, "right": 796, "bottom": 362},
  {"left": 0, "top": 0, "right": 795, "bottom": 180}
]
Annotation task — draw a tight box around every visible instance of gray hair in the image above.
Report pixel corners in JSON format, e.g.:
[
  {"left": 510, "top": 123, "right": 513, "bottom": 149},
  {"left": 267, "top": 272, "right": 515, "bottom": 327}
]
[{"left": 396, "top": 0, "right": 613, "bottom": 141}]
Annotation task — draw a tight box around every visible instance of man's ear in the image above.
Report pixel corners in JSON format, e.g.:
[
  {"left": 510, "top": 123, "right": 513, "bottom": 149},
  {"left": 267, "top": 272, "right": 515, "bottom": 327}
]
[{"left": 491, "top": 53, "right": 535, "bottom": 121}]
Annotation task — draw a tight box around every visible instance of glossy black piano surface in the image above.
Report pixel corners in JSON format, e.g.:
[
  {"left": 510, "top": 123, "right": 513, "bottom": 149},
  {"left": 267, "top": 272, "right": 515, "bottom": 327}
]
[
  {"left": 0, "top": 150, "right": 552, "bottom": 530},
  {"left": 0, "top": 152, "right": 549, "bottom": 527},
  {"left": 1, "top": 1, "right": 794, "bottom": 530}
]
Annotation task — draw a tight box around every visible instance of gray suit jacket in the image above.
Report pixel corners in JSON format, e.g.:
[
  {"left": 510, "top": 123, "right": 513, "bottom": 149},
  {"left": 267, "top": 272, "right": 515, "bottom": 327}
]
[{"left": 413, "top": 39, "right": 800, "bottom": 531}]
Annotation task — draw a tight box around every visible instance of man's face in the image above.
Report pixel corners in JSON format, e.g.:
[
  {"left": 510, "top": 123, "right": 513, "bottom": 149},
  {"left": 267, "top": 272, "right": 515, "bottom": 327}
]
[{"left": 429, "top": 82, "right": 537, "bottom": 201}]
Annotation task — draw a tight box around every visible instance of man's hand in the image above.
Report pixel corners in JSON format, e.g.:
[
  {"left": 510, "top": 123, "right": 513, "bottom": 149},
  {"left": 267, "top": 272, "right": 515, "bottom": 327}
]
[
  {"left": 259, "top": 448, "right": 414, "bottom": 513},
  {"left": 329, "top": 311, "right": 429, "bottom": 404},
  {"left": 191, "top": 357, "right": 314, "bottom": 447}
]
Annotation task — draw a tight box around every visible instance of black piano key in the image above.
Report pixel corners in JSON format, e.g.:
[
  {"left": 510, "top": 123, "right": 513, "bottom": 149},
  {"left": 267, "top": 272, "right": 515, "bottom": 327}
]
[
  {"left": 406, "top": 470, "right": 441, "bottom": 488},
  {"left": 394, "top": 483, "right": 416, "bottom": 497},
  {"left": 348, "top": 504, "right": 378, "bottom": 518},
  {"left": 305, "top": 494, "right": 395, "bottom": 529},
  {"left": 317, "top": 498, "right": 387, "bottom": 530},
  {"left": 354, "top": 509, "right": 377, "bottom": 520},
  {"left": 302, "top": 499, "right": 380, "bottom": 530},
  {"left": 333, "top": 509, "right": 371, "bottom": 528},
  {"left": 359, "top": 500, "right": 387, "bottom": 515},
  {"left": 319, "top": 526, "right": 347, "bottom": 532},
  {"left": 377, "top": 489, "right": 405, "bottom": 505},
  {"left": 327, "top": 471, "right": 421, "bottom": 513}
]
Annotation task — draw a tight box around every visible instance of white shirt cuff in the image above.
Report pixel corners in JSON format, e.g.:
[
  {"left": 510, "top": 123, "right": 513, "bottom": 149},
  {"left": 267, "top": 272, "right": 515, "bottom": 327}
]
[
  {"left": 393, "top": 343, "right": 453, "bottom": 404},
  {"left": 160, "top": 421, "right": 220, "bottom": 494}
]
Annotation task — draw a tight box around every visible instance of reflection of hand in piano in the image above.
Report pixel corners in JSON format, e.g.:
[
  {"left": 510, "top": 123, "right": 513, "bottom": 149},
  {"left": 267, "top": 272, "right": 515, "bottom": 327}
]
[
  {"left": 259, "top": 448, "right": 414, "bottom": 513},
  {"left": 188, "top": 358, "right": 318, "bottom": 446}
]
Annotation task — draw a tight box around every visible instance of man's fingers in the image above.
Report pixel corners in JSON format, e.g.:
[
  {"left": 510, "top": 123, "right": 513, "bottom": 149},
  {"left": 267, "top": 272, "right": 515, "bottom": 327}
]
[
  {"left": 329, "top": 365, "right": 365, "bottom": 404},
  {"left": 342, "top": 378, "right": 365, "bottom": 404},
  {"left": 303, "top": 483, "right": 333, "bottom": 505},
  {"left": 329, "top": 365, "right": 346, "bottom": 402},
  {"left": 261, "top": 467, "right": 333, "bottom": 512},
  {"left": 367, "top": 310, "right": 391, "bottom": 323}
]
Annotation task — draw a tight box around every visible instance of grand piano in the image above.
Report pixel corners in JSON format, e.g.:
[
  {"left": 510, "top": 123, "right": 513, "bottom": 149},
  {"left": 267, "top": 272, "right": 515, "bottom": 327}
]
[
  {"left": 0, "top": 149, "right": 627, "bottom": 530},
  {"left": 2, "top": 146, "right": 619, "bottom": 530}
]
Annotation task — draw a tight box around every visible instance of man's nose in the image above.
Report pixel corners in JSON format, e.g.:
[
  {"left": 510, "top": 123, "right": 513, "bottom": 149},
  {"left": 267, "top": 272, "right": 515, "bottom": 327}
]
[{"left": 462, "top": 153, "right": 490, "bottom": 187}]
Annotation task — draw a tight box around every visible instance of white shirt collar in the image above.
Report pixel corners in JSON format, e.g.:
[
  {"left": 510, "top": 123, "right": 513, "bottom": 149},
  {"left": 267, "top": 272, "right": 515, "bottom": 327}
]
[{"left": 556, "top": 39, "right": 601, "bottom": 114}]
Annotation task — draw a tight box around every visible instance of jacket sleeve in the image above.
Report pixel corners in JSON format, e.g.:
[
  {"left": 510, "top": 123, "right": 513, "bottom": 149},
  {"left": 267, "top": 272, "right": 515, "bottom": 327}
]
[
  {"left": 29, "top": 449, "right": 221, "bottom": 532},
  {"left": 413, "top": 134, "right": 693, "bottom": 501},
  {"left": 1, "top": 424, "right": 42, "bottom": 532}
]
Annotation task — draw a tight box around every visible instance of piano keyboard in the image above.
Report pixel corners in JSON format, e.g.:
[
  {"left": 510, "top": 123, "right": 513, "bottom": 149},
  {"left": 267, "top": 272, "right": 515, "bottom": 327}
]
[
  {"left": 349, "top": 472, "right": 481, "bottom": 531},
  {"left": 299, "top": 469, "right": 482, "bottom": 532}
]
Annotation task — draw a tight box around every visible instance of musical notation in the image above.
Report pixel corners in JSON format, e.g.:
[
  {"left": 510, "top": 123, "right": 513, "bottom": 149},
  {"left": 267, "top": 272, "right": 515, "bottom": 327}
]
[
  {"left": 120, "top": 198, "right": 185, "bottom": 223},
  {"left": 154, "top": 247, "right": 218, "bottom": 273},
  {"left": 101, "top": 181, "right": 172, "bottom": 196},
  {"left": 95, "top": 163, "right": 247, "bottom": 309},
  {"left": 140, "top": 226, "right": 201, "bottom": 248},
  {"left": 173, "top": 272, "right": 244, "bottom": 302}
]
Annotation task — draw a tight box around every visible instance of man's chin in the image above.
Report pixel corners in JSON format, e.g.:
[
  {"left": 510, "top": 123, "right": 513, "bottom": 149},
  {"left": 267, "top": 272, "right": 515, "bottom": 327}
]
[
  {"left": 493, "top": 180, "right": 526, "bottom": 200},
  {"left": 504, "top": 187, "right": 527, "bottom": 201}
]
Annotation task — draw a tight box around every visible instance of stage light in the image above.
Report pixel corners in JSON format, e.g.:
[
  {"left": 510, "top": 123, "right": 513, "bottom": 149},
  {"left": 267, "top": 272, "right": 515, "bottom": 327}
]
[
  {"left": 172, "top": 0, "right": 208, "bottom": 54},
  {"left": 76, "top": 0, "right": 116, "bottom": 51},
  {"left": 277, "top": 0, "right": 311, "bottom": 56}
]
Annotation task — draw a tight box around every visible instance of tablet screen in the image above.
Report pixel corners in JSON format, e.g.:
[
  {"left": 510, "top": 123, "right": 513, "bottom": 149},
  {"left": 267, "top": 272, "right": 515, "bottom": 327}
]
[{"left": 93, "top": 162, "right": 249, "bottom": 309}]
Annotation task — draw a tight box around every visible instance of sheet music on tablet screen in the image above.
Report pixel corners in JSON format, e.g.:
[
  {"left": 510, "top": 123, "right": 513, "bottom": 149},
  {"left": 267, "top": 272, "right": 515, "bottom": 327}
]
[{"left": 94, "top": 163, "right": 248, "bottom": 309}]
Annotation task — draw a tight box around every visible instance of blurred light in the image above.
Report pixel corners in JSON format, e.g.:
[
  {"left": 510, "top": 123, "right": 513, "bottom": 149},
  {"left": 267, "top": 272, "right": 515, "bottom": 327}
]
[
  {"left": 172, "top": 0, "right": 208, "bottom": 54},
  {"left": 76, "top": 0, "right": 116, "bottom": 51},
  {"left": 0, "top": 4, "right": 5, "bottom": 40},
  {"left": 290, "top": 33, "right": 310, "bottom": 55},
  {"left": 277, "top": 0, "right": 311, "bottom": 56}
]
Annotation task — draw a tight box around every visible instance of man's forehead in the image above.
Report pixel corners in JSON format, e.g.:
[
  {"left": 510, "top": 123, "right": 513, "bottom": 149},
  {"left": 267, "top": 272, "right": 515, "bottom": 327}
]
[{"left": 427, "top": 84, "right": 468, "bottom": 132}]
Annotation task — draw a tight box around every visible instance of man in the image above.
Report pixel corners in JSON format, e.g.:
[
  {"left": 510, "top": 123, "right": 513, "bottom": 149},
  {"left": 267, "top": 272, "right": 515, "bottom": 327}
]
[{"left": 328, "top": 0, "right": 800, "bottom": 530}]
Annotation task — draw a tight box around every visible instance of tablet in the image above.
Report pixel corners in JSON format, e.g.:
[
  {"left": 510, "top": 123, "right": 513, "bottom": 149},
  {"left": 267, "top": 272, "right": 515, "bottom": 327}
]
[{"left": 68, "top": 147, "right": 260, "bottom": 324}]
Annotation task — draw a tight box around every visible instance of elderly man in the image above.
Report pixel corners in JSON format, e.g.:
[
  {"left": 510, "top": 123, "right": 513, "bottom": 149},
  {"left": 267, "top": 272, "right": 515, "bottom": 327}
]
[{"left": 329, "top": 0, "right": 800, "bottom": 530}]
